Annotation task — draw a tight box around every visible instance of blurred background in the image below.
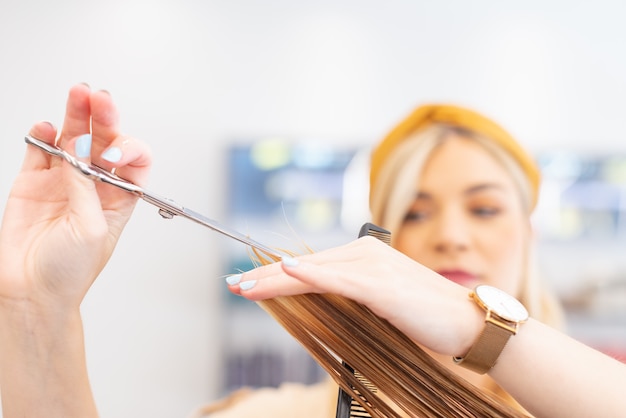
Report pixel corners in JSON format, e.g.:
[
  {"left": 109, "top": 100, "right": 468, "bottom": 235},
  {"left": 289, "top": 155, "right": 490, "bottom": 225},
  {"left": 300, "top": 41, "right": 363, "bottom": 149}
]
[{"left": 1, "top": 0, "right": 626, "bottom": 416}]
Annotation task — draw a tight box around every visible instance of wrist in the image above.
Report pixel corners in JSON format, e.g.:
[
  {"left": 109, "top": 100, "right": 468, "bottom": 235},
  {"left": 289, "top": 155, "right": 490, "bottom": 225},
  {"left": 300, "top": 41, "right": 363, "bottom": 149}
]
[
  {"left": 456, "top": 294, "right": 486, "bottom": 357},
  {"left": 0, "top": 296, "right": 83, "bottom": 340},
  {"left": 453, "top": 285, "right": 529, "bottom": 374},
  {"left": 0, "top": 297, "right": 96, "bottom": 417},
  {"left": 0, "top": 295, "right": 78, "bottom": 312}
]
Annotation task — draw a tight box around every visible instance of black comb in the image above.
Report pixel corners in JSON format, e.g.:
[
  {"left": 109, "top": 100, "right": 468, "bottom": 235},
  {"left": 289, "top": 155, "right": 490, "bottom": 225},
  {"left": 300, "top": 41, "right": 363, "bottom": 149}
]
[{"left": 335, "top": 222, "right": 391, "bottom": 418}]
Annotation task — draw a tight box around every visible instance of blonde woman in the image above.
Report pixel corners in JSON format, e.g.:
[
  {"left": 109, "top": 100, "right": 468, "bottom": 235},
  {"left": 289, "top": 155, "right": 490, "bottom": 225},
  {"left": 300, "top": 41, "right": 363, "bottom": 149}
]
[
  {"left": 232, "top": 105, "right": 626, "bottom": 417},
  {"left": 367, "top": 104, "right": 564, "bottom": 394},
  {"left": 224, "top": 104, "right": 565, "bottom": 416}
]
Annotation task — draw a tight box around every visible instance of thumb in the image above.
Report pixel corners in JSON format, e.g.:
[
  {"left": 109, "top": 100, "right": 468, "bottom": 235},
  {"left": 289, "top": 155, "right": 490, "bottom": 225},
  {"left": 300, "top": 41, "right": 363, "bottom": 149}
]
[{"left": 62, "top": 133, "right": 108, "bottom": 233}]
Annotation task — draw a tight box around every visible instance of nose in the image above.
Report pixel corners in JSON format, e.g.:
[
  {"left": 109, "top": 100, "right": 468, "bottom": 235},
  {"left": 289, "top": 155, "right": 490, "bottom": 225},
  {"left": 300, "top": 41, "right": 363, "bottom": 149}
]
[{"left": 431, "top": 208, "right": 471, "bottom": 254}]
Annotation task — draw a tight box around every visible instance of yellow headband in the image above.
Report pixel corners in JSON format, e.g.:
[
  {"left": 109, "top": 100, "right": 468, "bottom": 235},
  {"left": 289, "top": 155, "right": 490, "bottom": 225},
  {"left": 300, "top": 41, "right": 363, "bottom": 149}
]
[{"left": 369, "top": 104, "right": 541, "bottom": 210}]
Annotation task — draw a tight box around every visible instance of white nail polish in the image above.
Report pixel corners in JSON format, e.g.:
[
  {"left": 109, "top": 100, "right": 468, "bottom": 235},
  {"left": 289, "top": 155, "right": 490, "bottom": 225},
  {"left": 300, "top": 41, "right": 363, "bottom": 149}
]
[
  {"left": 102, "top": 147, "right": 122, "bottom": 162},
  {"left": 225, "top": 274, "right": 242, "bottom": 286},
  {"left": 282, "top": 256, "right": 299, "bottom": 267},
  {"left": 75, "top": 134, "right": 92, "bottom": 158},
  {"left": 239, "top": 280, "right": 257, "bottom": 291}
]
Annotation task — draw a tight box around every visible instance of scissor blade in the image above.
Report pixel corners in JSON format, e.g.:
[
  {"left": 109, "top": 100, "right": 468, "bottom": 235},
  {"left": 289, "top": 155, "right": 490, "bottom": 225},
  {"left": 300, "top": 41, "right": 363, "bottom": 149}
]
[
  {"left": 25, "top": 134, "right": 285, "bottom": 260},
  {"left": 137, "top": 189, "right": 284, "bottom": 258},
  {"left": 184, "top": 207, "right": 285, "bottom": 259}
]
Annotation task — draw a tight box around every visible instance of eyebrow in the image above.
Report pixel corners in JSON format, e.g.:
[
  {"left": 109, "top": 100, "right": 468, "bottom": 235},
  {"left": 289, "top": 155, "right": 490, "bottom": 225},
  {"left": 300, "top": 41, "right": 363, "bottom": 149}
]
[{"left": 415, "top": 183, "right": 507, "bottom": 200}]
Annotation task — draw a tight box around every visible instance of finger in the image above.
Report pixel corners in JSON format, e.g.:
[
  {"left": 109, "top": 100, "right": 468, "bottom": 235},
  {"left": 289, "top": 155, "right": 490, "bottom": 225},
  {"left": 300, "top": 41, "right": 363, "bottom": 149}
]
[
  {"left": 278, "top": 258, "right": 402, "bottom": 320},
  {"left": 61, "top": 134, "right": 108, "bottom": 228},
  {"left": 99, "top": 135, "right": 152, "bottom": 186},
  {"left": 279, "top": 258, "right": 365, "bottom": 297},
  {"left": 58, "top": 84, "right": 92, "bottom": 150},
  {"left": 89, "top": 89, "right": 120, "bottom": 161},
  {"left": 235, "top": 271, "right": 316, "bottom": 301},
  {"left": 225, "top": 261, "right": 284, "bottom": 296},
  {"left": 63, "top": 133, "right": 95, "bottom": 185},
  {"left": 22, "top": 121, "right": 58, "bottom": 171},
  {"left": 236, "top": 256, "right": 356, "bottom": 301},
  {"left": 236, "top": 260, "right": 284, "bottom": 281},
  {"left": 282, "top": 237, "right": 380, "bottom": 267}
]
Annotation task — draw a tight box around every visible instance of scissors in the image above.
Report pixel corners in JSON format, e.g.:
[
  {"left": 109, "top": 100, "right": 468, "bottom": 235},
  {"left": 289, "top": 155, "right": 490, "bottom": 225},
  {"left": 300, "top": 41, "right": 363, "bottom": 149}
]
[{"left": 24, "top": 134, "right": 286, "bottom": 260}]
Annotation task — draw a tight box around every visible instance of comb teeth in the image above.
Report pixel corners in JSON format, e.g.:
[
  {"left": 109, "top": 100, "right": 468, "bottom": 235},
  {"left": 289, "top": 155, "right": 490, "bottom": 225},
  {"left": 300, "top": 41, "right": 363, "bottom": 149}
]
[
  {"left": 348, "top": 369, "right": 377, "bottom": 417},
  {"left": 354, "top": 371, "right": 377, "bottom": 392},
  {"left": 349, "top": 398, "right": 371, "bottom": 417},
  {"left": 335, "top": 223, "right": 391, "bottom": 418},
  {"left": 358, "top": 222, "right": 391, "bottom": 245},
  {"left": 365, "top": 229, "right": 391, "bottom": 245}
]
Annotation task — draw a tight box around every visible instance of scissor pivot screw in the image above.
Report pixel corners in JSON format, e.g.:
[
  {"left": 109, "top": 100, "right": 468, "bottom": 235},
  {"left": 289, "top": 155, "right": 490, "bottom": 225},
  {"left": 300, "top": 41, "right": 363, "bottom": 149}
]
[{"left": 158, "top": 209, "right": 175, "bottom": 219}]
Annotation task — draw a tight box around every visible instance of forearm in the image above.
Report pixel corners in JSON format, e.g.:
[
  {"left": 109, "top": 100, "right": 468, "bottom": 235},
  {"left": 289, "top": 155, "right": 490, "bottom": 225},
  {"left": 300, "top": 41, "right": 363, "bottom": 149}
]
[
  {"left": 0, "top": 303, "right": 98, "bottom": 418},
  {"left": 489, "top": 318, "right": 626, "bottom": 418}
]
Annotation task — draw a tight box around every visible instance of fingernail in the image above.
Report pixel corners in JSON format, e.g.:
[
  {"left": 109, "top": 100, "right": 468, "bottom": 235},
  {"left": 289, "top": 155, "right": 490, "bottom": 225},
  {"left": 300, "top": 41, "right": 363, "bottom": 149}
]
[
  {"left": 282, "top": 256, "right": 299, "bottom": 267},
  {"left": 225, "top": 274, "right": 242, "bottom": 286},
  {"left": 75, "top": 134, "right": 92, "bottom": 158},
  {"left": 102, "top": 147, "right": 122, "bottom": 162},
  {"left": 239, "top": 280, "right": 257, "bottom": 291},
  {"left": 42, "top": 120, "right": 56, "bottom": 129}
]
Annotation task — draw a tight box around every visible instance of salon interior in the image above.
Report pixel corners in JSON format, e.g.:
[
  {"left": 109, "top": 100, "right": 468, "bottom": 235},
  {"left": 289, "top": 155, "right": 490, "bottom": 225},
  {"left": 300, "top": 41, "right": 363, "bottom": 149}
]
[{"left": 1, "top": 1, "right": 625, "bottom": 416}]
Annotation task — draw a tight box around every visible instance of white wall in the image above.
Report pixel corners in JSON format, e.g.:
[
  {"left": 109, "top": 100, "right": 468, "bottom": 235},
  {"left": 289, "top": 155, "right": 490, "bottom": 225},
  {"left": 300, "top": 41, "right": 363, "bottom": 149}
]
[{"left": 2, "top": 1, "right": 626, "bottom": 417}]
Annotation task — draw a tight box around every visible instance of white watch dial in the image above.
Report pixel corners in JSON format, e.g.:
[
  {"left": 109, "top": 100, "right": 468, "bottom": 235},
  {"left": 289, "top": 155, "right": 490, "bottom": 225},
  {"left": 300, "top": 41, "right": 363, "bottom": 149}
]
[{"left": 474, "top": 285, "right": 529, "bottom": 322}]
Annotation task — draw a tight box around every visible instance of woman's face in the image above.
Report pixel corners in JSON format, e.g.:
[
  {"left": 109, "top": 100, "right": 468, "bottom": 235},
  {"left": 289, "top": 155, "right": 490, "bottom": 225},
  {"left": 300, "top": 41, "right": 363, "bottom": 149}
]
[{"left": 394, "top": 135, "right": 529, "bottom": 296}]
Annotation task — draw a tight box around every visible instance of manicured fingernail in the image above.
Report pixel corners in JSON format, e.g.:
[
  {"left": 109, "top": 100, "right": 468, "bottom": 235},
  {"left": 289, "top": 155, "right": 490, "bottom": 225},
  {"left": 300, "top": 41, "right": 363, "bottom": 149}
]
[
  {"left": 42, "top": 120, "right": 56, "bottom": 129},
  {"left": 239, "top": 280, "right": 257, "bottom": 291},
  {"left": 102, "top": 147, "right": 122, "bottom": 162},
  {"left": 75, "top": 134, "right": 92, "bottom": 158},
  {"left": 225, "top": 274, "right": 242, "bottom": 286},
  {"left": 282, "top": 256, "right": 299, "bottom": 267}
]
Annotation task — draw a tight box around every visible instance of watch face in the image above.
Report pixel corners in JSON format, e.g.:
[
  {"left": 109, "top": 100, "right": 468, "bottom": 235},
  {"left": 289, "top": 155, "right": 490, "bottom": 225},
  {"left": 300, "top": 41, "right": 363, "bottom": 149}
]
[{"left": 474, "top": 285, "right": 529, "bottom": 322}]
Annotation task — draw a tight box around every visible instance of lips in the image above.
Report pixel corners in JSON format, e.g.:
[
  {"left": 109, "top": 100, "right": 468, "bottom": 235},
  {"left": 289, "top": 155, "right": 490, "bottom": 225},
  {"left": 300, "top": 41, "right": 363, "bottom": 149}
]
[{"left": 437, "top": 270, "right": 478, "bottom": 286}]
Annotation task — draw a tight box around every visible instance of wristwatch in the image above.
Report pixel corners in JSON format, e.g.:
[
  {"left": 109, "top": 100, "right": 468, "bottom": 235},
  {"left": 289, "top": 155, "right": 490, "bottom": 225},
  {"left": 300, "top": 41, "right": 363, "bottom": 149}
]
[{"left": 453, "top": 285, "right": 529, "bottom": 374}]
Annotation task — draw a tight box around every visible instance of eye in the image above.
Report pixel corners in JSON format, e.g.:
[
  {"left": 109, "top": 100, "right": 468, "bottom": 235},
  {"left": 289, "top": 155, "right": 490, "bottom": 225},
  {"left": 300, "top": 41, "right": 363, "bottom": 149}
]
[
  {"left": 471, "top": 206, "right": 501, "bottom": 218},
  {"left": 403, "top": 210, "right": 429, "bottom": 223}
]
